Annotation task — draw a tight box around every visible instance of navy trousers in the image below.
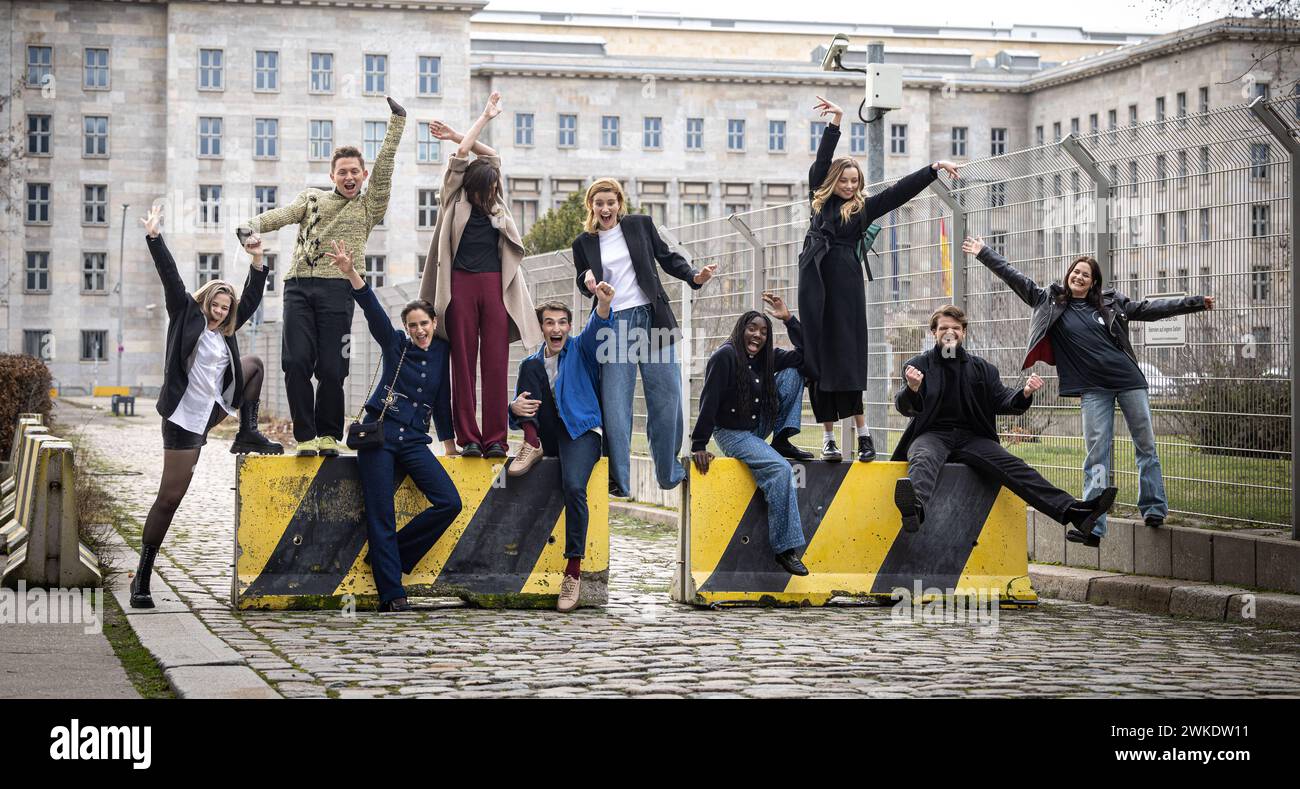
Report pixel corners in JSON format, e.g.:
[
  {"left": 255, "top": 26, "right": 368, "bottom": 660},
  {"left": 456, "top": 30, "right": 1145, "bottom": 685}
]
[{"left": 357, "top": 427, "right": 462, "bottom": 603}]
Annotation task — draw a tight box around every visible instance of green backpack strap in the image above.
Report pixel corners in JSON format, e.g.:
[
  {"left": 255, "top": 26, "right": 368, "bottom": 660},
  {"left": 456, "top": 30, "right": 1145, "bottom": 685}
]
[{"left": 856, "top": 223, "right": 882, "bottom": 282}]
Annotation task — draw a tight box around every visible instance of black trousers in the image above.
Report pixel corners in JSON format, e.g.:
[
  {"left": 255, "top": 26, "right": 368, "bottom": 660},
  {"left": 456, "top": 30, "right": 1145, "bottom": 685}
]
[
  {"left": 907, "top": 429, "right": 1076, "bottom": 523},
  {"left": 282, "top": 278, "right": 355, "bottom": 441},
  {"left": 516, "top": 362, "right": 600, "bottom": 558}
]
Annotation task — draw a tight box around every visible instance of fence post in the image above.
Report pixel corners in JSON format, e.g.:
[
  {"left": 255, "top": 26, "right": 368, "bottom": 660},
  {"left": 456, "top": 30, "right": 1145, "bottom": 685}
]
[
  {"left": 1248, "top": 96, "right": 1299, "bottom": 540},
  {"left": 1060, "top": 132, "right": 1114, "bottom": 283},
  {"left": 927, "top": 179, "right": 967, "bottom": 310},
  {"left": 727, "top": 214, "right": 765, "bottom": 311},
  {"left": 657, "top": 225, "right": 694, "bottom": 459}
]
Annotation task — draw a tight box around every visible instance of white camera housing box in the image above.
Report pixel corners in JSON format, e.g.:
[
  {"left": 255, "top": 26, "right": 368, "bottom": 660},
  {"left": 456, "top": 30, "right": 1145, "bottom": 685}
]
[{"left": 865, "top": 63, "right": 903, "bottom": 110}]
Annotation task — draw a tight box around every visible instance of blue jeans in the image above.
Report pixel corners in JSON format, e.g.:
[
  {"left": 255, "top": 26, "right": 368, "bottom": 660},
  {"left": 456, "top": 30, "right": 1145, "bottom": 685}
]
[
  {"left": 712, "top": 368, "right": 806, "bottom": 554},
  {"left": 1080, "top": 388, "right": 1168, "bottom": 536},
  {"left": 600, "top": 304, "right": 685, "bottom": 493},
  {"left": 557, "top": 430, "right": 602, "bottom": 558},
  {"left": 357, "top": 431, "right": 463, "bottom": 603}
]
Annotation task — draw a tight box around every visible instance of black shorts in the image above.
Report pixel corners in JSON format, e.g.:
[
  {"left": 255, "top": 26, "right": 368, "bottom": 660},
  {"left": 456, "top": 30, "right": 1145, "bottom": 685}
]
[
  {"left": 807, "top": 381, "right": 864, "bottom": 423},
  {"left": 161, "top": 403, "right": 229, "bottom": 450}
]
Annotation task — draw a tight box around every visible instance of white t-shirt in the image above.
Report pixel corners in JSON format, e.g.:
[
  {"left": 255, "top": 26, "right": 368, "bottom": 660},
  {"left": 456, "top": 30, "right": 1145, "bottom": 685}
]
[
  {"left": 168, "top": 328, "right": 236, "bottom": 434},
  {"left": 597, "top": 224, "right": 651, "bottom": 313}
]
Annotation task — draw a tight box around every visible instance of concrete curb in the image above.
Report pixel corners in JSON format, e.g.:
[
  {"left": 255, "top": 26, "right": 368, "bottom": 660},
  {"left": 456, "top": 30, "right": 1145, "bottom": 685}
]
[
  {"left": 1029, "top": 563, "right": 1300, "bottom": 630},
  {"left": 105, "top": 530, "right": 281, "bottom": 699},
  {"left": 610, "top": 500, "right": 678, "bottom": 528}
]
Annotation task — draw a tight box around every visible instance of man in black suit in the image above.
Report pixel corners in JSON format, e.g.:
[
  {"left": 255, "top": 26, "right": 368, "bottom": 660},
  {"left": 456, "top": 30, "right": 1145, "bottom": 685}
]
[{"left": 891, "top": 305, "right": 1117, "bottom": 541}]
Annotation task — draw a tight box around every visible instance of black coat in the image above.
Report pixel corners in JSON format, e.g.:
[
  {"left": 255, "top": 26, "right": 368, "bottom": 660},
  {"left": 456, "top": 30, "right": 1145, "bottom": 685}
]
[
  {"left": 889, "top": 343, "right": 1032, "bottom": 461},
  {"left": 147, "top": 235, "right": 266, "bottom": 420},
  {"left": 572, "top": 213, "right": 701, "bottom": 348},
  {"left": 975, "top": 247, "right": 1208, "bottom": 370},
  {"left": 691, "top": 316, "right": 804, "bottom": 452},
  {"left": 797, "top": 123, "right": 939, "bottom": 389}
]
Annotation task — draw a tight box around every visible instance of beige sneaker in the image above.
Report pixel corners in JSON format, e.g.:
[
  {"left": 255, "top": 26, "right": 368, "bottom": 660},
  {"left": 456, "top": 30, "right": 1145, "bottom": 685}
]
[
  {"left": 508, "top": 442, "right": 543, "bottom": 477},
  {"left": 557, "top": 573, "right": 581, "bottom": 612}
]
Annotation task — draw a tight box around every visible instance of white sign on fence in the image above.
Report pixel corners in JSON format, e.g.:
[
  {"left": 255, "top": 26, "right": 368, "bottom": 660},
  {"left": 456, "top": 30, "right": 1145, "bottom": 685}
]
[{"left": 1141, "top": 293, "right": 1187, "bottom": 348}]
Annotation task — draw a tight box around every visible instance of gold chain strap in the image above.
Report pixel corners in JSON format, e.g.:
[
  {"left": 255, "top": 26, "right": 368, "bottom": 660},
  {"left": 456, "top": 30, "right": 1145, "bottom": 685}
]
[{"left": 353, "top": 339, "right": 409, "bottom": 424}]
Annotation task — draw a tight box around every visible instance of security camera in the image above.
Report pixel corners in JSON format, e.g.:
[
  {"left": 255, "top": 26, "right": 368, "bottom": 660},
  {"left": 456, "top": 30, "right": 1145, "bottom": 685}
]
[{"left": 822, "top": 34, "right": 850, "bottom": 72}]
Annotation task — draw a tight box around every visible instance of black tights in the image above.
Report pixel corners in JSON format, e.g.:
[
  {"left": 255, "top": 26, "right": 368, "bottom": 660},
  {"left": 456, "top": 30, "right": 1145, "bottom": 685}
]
[{"left": 142, "top": 355, "right": 265, "bottom": 547}]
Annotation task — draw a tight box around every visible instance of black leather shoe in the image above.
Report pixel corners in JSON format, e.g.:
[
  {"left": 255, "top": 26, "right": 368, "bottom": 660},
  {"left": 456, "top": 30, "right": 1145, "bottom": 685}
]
[
  {"left": 1067, "top": 528, "right": 1102, "bottom": 547},
  {"left": 484, "top": 441, "right": 508, "bottom": 458},
  {"left": 821, "top": 438, "right": 842, "bottom": 462},
  {"left": 856, "top": 434, "right": 877, "bottom": 462},
  {"left": 378, "top": 597, "right": 412, "bottom": 612},
  {"left": 1144, "top": 515, "right": 1165, "bottom": 528},
  {"left": 461, "top": 442, "right": 483, "bottom": 458},
  {"left": 771, "top": 436, "right": 813, "bottom": 461},
  {"left": 894, "top": 477, "right": 922, "bottom": 533},
  {"left": 775, "top": 549, "right": 809, "bottom": 576},
  {"left": 609, "top": 480, "right": 629, "bottom": 498},
  {"left": 1067, "top": 486, "right": 1118, "bottom": 535}
]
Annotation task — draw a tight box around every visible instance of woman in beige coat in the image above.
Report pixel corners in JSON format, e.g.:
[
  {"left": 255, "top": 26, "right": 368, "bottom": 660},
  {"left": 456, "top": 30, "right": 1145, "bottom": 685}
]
[{"left": 420, "top": 92, "right": 542, "bottom": 457}]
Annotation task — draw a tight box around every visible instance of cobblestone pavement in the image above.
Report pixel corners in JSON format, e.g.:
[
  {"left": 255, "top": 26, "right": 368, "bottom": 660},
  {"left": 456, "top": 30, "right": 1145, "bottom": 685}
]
[{"left": 60, "top": 400, "right": 1300, "bottom": 699}]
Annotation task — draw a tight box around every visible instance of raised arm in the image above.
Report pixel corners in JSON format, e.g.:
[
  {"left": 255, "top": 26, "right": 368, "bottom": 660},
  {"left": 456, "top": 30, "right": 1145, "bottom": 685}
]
[
  {"left": 456, "top": 91, "right": 501, "bottom": 159},
  {"left": 241, "top": 190, "right": 308, "bottom": 236},
  {"left": 326, "top": 240, "right": 395, "bottom": 347},
  {"left": 1112, "top": 291, "right": 1209, "bottom": 322},
  {"left": 895, "top": 360, "right": 926, "bottom": 418},
  {"left": 808, "top": 96, "right": 844, "bottom": 199},
  {"left": 988, "top": 362, "right": 1036, "bottom": 416},
  {"left": 576, "top": 282, "right": 616, "bottom": 363},
  {"left": 861, "top": 164, "right": 939, "bottom": 225},
  {"left": 965, "top": 237, "right": 1050, "bottom": 309},
  {"left": 141, "top": 206, "right": 188, "bottom": 318},
  {"left": 233, "top": 238, "right": 268, "bottom": 331},
  {"left": 763, "top": 292, "right": 803, "bottom": 371},
  {"left": 361, "top": 98, "right": 408, "bottom": 225},
  {"left": 646, "top": 216, "right": 705, "bottom": 289}
]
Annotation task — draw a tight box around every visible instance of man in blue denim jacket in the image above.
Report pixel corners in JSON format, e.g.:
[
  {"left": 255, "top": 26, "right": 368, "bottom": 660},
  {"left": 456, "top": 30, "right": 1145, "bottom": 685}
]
[{"left": 508, "top": 280, "right": 615, "bottom": 612}]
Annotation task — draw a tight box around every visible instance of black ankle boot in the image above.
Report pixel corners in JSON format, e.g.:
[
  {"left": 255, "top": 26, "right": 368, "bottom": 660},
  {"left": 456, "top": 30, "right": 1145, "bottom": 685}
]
[
  {"left": 856, "top": 434, "right": 877, "bottom": 462},
  {"left": 231, "top": 400, "right": 283, "bottom": 455},
  {"left": 130, "top": 544, "right": 159, "bottom": 609},
  {"left": 771, "top": 432, "right": 813, "bottom": 461}
]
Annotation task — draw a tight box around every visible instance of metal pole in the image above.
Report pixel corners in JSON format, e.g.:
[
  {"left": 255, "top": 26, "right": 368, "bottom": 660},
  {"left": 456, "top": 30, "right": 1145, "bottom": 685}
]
[
  {"left": 928, "top": 179, "right": 967, "bottom": 310},
  {"left": 657, "top": 225, "right": 693, "bottom": 461},
  {"left": 726, "top": 214, "right": 764, "bottom": 311},
  {"left": 116, "top": 203, "right": 128, "bottom": 388},
  {"left": 1060, "top": 133, "right": 1114, "bottom": 282},
  {"left": 1247, "top": 97, "right": 1300, "bottom": 540},
  {"left": 861, "top": 40, "right": 888, "bottom": 454}
]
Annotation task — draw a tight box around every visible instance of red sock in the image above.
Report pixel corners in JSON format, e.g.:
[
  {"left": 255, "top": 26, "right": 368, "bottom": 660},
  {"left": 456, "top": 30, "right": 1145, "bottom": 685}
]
[
  {"left": 522, "top": 422, "right": 540, "bottom": 448},
  {"left": 565, "top": 557, "right": 581, "bottom": 578}
]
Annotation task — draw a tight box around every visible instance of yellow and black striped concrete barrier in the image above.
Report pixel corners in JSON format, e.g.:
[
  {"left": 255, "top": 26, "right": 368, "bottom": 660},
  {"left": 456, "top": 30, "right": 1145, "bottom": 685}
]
[
  {"left": 234, "top": 455, "right": 609, "bottom": 610},
  {"left": 671, "top": 459, "right": 1035, "bottom": 608}
]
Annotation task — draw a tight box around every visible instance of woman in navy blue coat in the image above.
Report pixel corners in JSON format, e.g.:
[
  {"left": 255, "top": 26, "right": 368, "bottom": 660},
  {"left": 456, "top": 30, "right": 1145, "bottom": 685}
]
[{"left": 326, "top": 241, "right": 462, "bottom": 612}]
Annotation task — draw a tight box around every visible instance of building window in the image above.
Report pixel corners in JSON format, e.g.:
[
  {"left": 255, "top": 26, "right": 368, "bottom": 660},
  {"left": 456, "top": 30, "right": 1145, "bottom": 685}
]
[
  {"left": 727, "top": 119, "right": 745, "bottom": 151},
  {"left": 1107, "top": 109, "right": 1118, "bottom": 142},
  {"left": 1156, "top": 213, "right": 1168, "bottom": 244},
  {"left": 254, "top": 118, "right": 278, "bottom": 159},
  {"left": 1052, "top": 121, "right": 1061, "bottom": 142},
  {"left": 309, "top": 120, "right": 333, "bottom": 160},
  {"left": 1034, "top": 125, "right": 1044, "bottom": 146},
  {"left": 83, "top": 184, "right": 108, "bottom": 225},
  {"left": 364, "top": 255, "right": 385, "bottom": 289},
  {"left": 890, "top": 123, "right": 907, "bottom": 154},
  {"left": 686, "top": 117, "right": 703, "bottom": 151},
  {"left": 27, "top": 46, "right": 52, "bottom": 87},
  {"left": 769, "top": 120, "right": 786, "bottom": 152},
  {"left": 364, "top": 54, "right": 387, "bottom": 94},
  {"left": 1199, "top": 208, "right": 1210, "bottom": 241},
  {"left": 1053, "top": 174, "right": 1062, "bottom": 197},
  {"left": 1070, "top": 117, "right": 1080, "bottom": 136},
  {"left": 1128, "top": 104, "right": 1138, "bottom": 135},
  {"left": 198, "top": 116, "right": 223, "bottom": 157},
  {"left": 1198, "top": 86, "right": 1210, "bottom": 115},
  {"left": 642, "top": 202, "right": 666, "bottom": 225},
  {"left": 643, "top": 116, "right": 663, "bottom": 150},
  {"left": 512, "top": 199, "right": 539, "bottom": 234},
  {"left": 263, "top": 254, "right": 277, "bottom": 292},
  {"left": 197, "top": 253, "right": 221, "bottom": 286},
  {"left": 1128, "top": 160, "right": 1139, "bottom": 196},
  {"left": 26, "top": 183, "right": 50, "bottom": 224},
  {"left": 990, "top": 127, "right": 1007, "bottom": 156},
  {"left": 809, "top": 121, "right": 826, "bottom": 153},
  {"left": 199, "top": 48, "right": 223, "bottom": 90},
  {"left": 417, "top": 56, "right": 440, "bottom": 96},
  {"left": 27, "top": 114, "right": 51, "bottom": 155},
  {"left": 1200, "top": 146, "right": 1211, "bottom": 182},
  {"left": 989, "top": 182, "right": 1006, "bottom": 207},
  {"left": 1254, "top": 82, "right": 1270, "bottom": 100},
  {"left": 1176, "top": 91, "right": 1187, "bottom": 126},
  {"left": 1251, "top": 265, "right": 1270, "bottom": 301},
  {"left": 1155, "top": 154, "right": 1167, "bottom": 188},
  {"left": 84, "top": 47, "right": 109, "bottom": 89},
  {"left": 83, "top": 115, "right": 109, "bottom": 157},
  {"left": 417, "top": 189, "right": 439, "bottom": 229},
  {"left": 1250, "top": 204, "right": 1270, "bottom": 238},
  {"left": 850, "top": 122, "right": 866, "bottom": 154},
  {"left": 1177, "top": 149, "right": 1189, "bottom": 180},
  {"left": 82, "top": 252, "right": 107, "bottom": 293},
  {"left": 1178, "top": 267, "right": 1189, "bottom": 292},
  {"left": 23, "top": 330, "right": 53, "bottom": 361},
  {"left": 255, "top": 185, "right": 277, "bottom": 215},
  {"left": 1178, "top": 211, "right": 1189, "bottom": 243},
  {"left": 1250, "top": 143, "right": 1271, "bottom": 178},
  {"left": 25, "top": 251, "right": 50, "bottom": 292},
  {"left": 951, "top": 127, "right": 967, "bottom": 157},
  {"left": 601, "top": 115, "right": 620, "bottom": 148},
  {"left": 1088, "top": 114, "right": 1098, "bottom": 135},
  {"left": 557, "top": 114, "right": 577, "bottom": 148},
  {"left": 198, "top": 185, "right": 221, "bottom": 227},
  {"left": 81, "top": 331, "right": 108, "bottom": 362},
  {"left": 1155, "top": 95, "right": 1166, "bottom": 124},
  {"left": 515, "top": 113, "right": 534, "bottom": 146},
  {"left": 682, "top": 202, "right": 709, "bottom": 224},
  {"left": 416, "top": 123, "right": 440, "bottom": 163},
  {"left": 310, "top": 52, "right": 333, "bottom": 93},
  {"left": 364, "top": 121, "right": 385, "bottom": 162},
  {"left": 253, "top": 50, "right": 278, "bottom": 92}
]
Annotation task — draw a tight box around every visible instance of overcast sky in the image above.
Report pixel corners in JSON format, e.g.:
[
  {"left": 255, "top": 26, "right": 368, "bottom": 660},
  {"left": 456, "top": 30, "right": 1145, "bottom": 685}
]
[{"left": 481, "top": 0, "right": 1246, "bottom": 34}]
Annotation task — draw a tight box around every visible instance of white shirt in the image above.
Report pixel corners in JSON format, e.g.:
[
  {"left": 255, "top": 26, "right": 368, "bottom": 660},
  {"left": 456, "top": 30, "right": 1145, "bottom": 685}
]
[
  {"left": 168, "top": 328, "right": 236, "bottom": 434},
  {"left": 597, "top": 224, "right": 651, "bottom": 312}
]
